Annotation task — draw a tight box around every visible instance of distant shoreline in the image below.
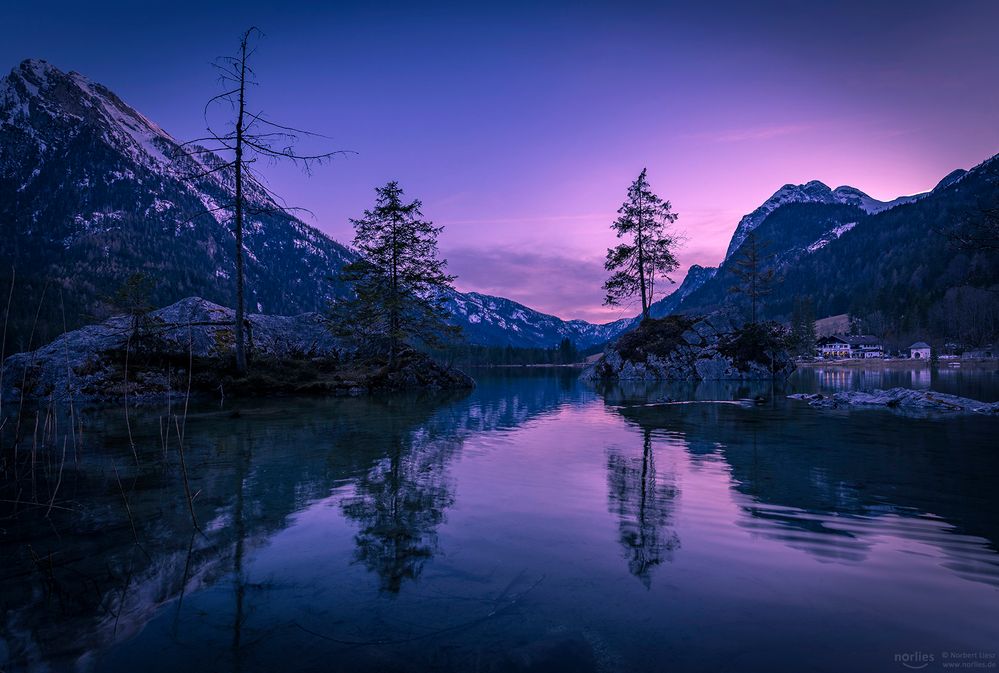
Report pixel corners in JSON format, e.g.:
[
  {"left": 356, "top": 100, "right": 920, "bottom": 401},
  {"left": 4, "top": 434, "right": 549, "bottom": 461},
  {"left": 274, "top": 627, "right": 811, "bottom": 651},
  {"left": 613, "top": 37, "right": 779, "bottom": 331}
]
[
  {"left": 796, "top": 358, "right": 998, "bottom": 370},
  {"left": 465, "top": 363, "right": 588, "bottom": 369}
]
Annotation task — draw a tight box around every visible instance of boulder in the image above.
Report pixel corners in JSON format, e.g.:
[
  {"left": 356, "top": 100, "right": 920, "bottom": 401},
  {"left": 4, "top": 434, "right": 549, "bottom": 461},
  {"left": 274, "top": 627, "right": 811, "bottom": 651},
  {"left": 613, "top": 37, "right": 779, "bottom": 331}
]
[
  {"left": 681, "top": 329, "right": 703, "bottom": 346},
  {"left": 366, "top": 349, "right": 476, "bottom": 392}
]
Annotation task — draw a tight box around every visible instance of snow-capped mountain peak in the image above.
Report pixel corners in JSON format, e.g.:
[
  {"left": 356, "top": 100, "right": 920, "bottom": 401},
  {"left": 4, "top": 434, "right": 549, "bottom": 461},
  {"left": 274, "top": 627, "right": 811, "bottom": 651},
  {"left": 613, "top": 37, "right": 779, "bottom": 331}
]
[
  {"left": 723, "top": 179, "right": 924, "bottom": 261},
  {"left": 0, "top": 58, "right": 354, "bottom": 324},
  {"left": 3, "top": 59, "right": 175, "bottom": 167}
]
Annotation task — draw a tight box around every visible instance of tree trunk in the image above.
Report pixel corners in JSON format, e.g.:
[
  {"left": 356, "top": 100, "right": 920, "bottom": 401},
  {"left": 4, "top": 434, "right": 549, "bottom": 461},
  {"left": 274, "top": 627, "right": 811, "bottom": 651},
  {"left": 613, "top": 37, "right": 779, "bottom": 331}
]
[
  {"left": 389, "top": 216, "right": 399, "bottom": 368},
  {"left": 233, "top": 35, "right": 248, "bottom": 374},
  {"left": 637, "top": 194, "right": 649, "bottom": 321}
]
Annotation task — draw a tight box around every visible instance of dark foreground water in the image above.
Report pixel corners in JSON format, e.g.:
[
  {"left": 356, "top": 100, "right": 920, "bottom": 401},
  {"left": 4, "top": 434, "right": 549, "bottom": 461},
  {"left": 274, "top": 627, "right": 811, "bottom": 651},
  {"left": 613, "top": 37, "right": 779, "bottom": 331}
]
[{"left": 2, "top": 364, "right": 998, "bottom": 673}]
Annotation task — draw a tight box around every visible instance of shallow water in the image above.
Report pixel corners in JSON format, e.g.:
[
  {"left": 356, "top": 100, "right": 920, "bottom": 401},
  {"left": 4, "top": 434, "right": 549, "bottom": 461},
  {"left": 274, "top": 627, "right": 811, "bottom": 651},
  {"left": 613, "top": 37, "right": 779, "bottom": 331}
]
[{"left": 2, "top": 364, "right": 998, "bottom": 673}]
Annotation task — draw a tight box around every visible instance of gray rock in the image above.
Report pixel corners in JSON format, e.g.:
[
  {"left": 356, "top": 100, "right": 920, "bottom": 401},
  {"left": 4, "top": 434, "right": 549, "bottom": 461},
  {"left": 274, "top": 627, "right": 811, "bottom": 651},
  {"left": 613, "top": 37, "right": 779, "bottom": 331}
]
[
  {"left": 581, "top": 314, "right": 794, "bottom": 382},
  {"left": 682, "top": 329, "right": 703, "bottom": 346},
  {"left": 706, "top": 313, "right": 735, "bottom": 335},
  {"left": 693, "top": 353, "right": 737, "bottom": 380},
  {"left": 1, "top": 297, "right": 344, "bottom": 403},
  {"left": 693, "top": 321, "right": 717, "bottom": 339},
  {"left": 787, "top": 388, "right": 999, "bottom": 415}
]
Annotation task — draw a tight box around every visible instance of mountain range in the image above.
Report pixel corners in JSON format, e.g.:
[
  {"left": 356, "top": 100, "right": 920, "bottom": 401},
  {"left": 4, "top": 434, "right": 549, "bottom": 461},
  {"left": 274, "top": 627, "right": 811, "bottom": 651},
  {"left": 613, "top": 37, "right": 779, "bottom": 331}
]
[
  {"left": 658, "top": 157, "right": 998, "bottom": 346},
  {"left": 1, "top": 58, "right": 996, "bottom": 352},
  {"left": 0, "top": 59, "right": 632, "bottom": 351}
]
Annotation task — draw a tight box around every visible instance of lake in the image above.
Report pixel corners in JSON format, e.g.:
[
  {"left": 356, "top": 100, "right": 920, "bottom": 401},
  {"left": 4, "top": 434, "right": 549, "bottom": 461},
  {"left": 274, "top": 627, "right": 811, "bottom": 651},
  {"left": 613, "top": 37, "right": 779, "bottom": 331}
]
[{"left": 2, "top": 364, "right": 998, "bottom": 673}]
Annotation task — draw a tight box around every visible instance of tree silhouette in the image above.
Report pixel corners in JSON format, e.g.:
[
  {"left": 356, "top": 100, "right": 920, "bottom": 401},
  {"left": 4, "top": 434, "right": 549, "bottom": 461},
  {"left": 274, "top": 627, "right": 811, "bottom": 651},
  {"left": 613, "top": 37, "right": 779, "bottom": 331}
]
[
  {"left": 789, "top": 297, "right": 817, "bottom": 356},
  {"left": 107, "top": 272, "right": 154, "bottom": 342},
  {"left": 340, "top": 428, "right": 458, "bottom": 593},
  {"left": 606, "top": 428, "right": 680, "bottom": 587},
  {"left": 728, "top": 231, "right": 776, "bottom": 324},
  {"left": 603, "top": 169, "right": 681, "bottom": 321},
  {"left": 176, "top": 28, "right": 350, "bottom": 373},
  {"left": 332, "top": 181, "right": 458, "bottom": 366}
]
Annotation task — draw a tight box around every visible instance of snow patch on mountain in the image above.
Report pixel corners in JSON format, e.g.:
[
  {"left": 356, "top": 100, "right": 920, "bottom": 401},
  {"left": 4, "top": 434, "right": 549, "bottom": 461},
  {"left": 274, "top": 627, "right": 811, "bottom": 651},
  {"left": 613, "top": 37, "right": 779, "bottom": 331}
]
[
  {"left": 807, "top": 221, "right": 856, "bottom": 253},
  {"left": 442, "top": 290, "right": 631, "bottom": 348},
  {"left": 724, "top": 180, "right": 925, "bottom": 261},
  {"left": 648, "top": 264, "right": 718, "bottom": 318}
]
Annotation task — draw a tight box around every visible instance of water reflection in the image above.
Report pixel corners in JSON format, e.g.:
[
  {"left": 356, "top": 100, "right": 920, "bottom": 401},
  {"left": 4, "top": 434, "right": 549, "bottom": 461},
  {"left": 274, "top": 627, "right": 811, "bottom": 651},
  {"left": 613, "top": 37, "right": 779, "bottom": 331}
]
[
  {"left": 606, "top": 428, "right": 680, "bottom": 586},
  {"left": 0, "top": 392, "right": 469, "bottom": 670},
  {"left": 1, "top": 367, "right": 997, "bottom": 673},
  {"left": 608, "top": 385, "right": 999, "bottom": 580},
  {"left": 0, "top": 372, "right": 598, "bottom": 671},
  {"left": 340, "top": 425, "right": 459, "bottom": 593},
  {"left": 794, "top": 362, "right": 999, "bottom": 402}
]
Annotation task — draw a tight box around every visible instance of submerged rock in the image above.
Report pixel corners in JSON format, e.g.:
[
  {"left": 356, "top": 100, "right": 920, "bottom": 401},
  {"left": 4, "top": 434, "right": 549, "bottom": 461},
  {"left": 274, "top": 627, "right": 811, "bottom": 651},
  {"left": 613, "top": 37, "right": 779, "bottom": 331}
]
[
  {"left": 788, "top": 388, "right": 999, "bottom": 415},
  {"left": 582, "top": 315, "right": 794, "bottom": 382}
]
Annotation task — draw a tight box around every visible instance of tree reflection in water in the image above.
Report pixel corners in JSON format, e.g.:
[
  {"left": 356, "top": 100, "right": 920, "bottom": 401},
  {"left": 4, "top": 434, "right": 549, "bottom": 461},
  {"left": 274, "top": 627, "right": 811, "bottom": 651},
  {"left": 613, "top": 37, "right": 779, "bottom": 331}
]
[
  {"left": 606, "top": 427, "right": 680, "bottom": 586},
  {"left": 340, "top": 415, "right": 460, "bottom": 593}
]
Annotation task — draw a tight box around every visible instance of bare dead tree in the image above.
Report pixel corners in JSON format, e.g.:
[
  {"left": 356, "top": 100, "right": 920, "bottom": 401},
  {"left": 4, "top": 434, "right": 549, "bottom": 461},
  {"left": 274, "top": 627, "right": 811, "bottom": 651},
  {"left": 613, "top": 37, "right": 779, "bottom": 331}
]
[{"left": 174, "top": 27, "right": 352, "bottom": 373}]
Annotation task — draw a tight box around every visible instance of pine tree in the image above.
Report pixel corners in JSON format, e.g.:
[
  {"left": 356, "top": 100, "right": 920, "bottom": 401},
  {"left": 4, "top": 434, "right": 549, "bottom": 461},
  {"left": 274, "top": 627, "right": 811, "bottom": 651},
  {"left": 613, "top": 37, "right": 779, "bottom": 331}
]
[
  {"left": 108, "top": 272, "right": 154, "bottom": 342},
  {"left": 790, "top": 297, "right": 816, "bottom": 356},
  {"left": 557, "top": 337, "right": 578, "bottom": 364},
  {"left": 333, "top": 182, "right": 458, "bottom": 366},
  {"left": 728, "top": 231, "right": 776, "bottom": 324},
  {"left": 603, "top": 169, "right": 681, "bottom": 321}
]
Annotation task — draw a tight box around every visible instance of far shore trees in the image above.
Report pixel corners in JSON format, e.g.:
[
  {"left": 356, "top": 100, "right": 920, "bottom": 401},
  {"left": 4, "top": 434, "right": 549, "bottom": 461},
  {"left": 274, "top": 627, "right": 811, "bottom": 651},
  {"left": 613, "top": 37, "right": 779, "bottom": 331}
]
[
  {"left": 177, "top": 27, "right": 348, "bottom": 374},
  {"left": 789, "top": 297, "right": 817, "bottom": 356},
  {"left": 728, "top": 231, "right": 776, "bottom": 324},
  {"left": 948, "top": 206, "right": 999, "bottom": 251},
  {"left": 332, "top": 182, "right": 459, "bottom": 366},
  {"left": 603, "top": 169, "right": 681, "bottom": 321}
]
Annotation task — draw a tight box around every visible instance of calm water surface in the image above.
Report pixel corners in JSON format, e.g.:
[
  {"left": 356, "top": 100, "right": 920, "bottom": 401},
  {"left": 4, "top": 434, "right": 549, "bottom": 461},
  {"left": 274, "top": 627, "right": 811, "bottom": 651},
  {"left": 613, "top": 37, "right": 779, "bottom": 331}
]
[{"left": 2, "top": 364, "right": 998, "bottom": 673}]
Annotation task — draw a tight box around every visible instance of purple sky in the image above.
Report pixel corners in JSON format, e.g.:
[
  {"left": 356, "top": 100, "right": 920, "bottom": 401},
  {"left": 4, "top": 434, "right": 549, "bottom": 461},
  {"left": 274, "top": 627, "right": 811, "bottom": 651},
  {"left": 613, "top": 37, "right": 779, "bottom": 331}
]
[{"left": 3, "top": 1, "right": 998, "bottom": 322}]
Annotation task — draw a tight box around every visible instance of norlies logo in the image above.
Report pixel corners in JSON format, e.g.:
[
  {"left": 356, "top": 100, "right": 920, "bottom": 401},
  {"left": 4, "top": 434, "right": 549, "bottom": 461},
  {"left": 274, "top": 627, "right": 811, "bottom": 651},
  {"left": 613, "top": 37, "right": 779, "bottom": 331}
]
[{"left": 895, "top": 651, "right": 935, "bottom": 670}]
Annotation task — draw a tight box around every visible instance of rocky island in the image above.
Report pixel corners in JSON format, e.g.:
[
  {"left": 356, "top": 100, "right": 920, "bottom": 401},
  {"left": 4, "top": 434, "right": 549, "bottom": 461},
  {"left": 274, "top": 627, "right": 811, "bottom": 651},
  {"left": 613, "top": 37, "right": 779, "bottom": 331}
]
[
  {"left": 0, "top": 297, "right": 474, "bottom": 404},
  {"left": 581, "top": 314, "right": 795, "bottom": 382}
]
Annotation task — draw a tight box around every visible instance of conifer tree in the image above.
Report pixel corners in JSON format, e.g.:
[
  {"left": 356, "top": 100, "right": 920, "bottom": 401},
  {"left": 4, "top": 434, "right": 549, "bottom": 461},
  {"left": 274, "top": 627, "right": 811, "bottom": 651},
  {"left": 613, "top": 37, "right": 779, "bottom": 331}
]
[
  {"left": 557, "top": 337, "right": 578, "bottom": 364},
  {"left": 728, "top": 231, "right": 776, "bottom": 324},
  {"left": 790, "top": 297, "right": 817, "bottom": 356},
  {"left": 333, "top": 182, "right": 458, "bottom": 365},
  {"left": 110, "top": 272, "right": 154, "bottom": 342},
  {"left": 603, "top": 169, "right": 680, "bottom": 321}
]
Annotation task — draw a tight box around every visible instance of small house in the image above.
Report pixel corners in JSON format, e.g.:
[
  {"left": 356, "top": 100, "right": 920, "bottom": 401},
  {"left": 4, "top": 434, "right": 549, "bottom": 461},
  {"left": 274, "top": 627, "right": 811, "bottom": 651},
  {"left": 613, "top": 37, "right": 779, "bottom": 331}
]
[
  {"left": 816, "top": 335, "right": 884, "bottom": 359},
  {"left": 817, "top": 335, "right": 851, "bottom": 359},
  {"left": 909, "top": 342, "right": 931, "bottom": 359},
  {"left": 846, "top": 335, "right": 884, "bottom": 359}
]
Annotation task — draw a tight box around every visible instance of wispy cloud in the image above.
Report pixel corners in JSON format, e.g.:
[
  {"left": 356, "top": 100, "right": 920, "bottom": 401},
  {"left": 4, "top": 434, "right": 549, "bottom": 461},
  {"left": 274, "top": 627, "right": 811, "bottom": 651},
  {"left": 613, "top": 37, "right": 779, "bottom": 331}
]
[
  {"left": 438, "top": 213, "right": 608, "bottom": 228},
  {"left": 682, "top": 123, "right": 814, "bottom": 144},
  {"left": 445, "top": 246, "right": 635, "bottom": 323},
  {"left": 445, "top": 246, "right": 719, "bottom": 324}
]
